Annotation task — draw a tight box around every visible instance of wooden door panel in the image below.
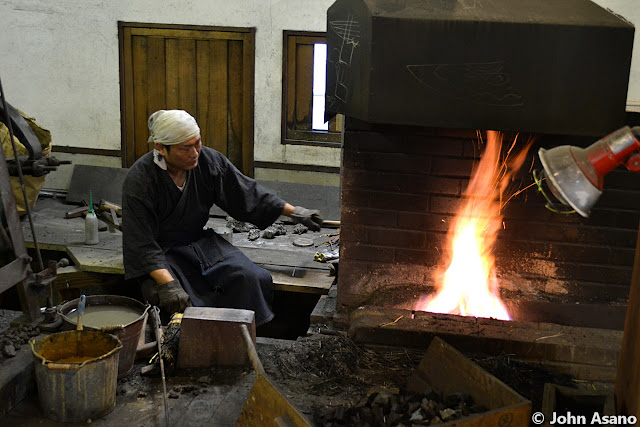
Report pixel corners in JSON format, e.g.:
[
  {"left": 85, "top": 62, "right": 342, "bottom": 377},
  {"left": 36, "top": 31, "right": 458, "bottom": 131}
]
[
  {"left": 131, "top": 35, "right": 149, "bottom": 160},
  {"left": 167, "top": 38, "right": 197, "bottom": 113},
  {"left": 195, "top": 39, "right": 228, "bottom": 156},
  {"left": 227, "top": 40, "right": 244, "bottom": 169},
  {"left": 119, "top": 23, "right": 255, "bottom": 176},
  {"left": 146, "top": 37, "right": 167, "bottom": 117}
]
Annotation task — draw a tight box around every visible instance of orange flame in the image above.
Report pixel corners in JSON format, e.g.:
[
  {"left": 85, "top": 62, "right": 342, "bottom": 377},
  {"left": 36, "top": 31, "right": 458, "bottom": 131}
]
[{"left": 415, "top": 131, "right": 532, "bottom": 320}]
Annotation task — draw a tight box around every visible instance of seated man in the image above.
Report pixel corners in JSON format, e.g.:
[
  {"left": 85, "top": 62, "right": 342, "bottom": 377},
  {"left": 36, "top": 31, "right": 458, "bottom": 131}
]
[{"left": 122, "top": 110, "right": 322, "bottom": 325}]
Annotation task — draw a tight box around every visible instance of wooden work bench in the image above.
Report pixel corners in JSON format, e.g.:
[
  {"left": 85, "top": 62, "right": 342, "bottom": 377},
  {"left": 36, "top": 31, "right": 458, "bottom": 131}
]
[{"left": 21, "top": 198, "right": 334, "bottom": 299}]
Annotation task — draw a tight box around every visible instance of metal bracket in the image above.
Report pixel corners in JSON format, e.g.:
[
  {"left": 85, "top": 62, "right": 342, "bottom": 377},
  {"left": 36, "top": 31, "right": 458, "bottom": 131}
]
[{"left": 31, "top": 258, "right": 70, "bottom": 288}]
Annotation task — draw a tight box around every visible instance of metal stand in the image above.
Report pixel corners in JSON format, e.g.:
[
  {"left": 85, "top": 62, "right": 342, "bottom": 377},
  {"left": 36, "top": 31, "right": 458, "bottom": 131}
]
[{"left": 0, "top": 75, "right": 69, "bottom": 325}]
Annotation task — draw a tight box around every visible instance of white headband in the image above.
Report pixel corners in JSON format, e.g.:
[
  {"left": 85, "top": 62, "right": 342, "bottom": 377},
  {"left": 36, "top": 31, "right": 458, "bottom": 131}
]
[{"left": 147, "top": 110, "right": 200, "bottom": 145}]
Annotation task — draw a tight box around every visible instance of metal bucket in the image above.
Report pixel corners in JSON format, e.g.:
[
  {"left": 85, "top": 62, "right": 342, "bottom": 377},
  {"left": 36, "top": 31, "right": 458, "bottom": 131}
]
[
  {"left": 30, "top": 330, "right": 122, "bottom": 423},
  {"left": 58, "top": 295, "right": 150, "bottom": 378}
]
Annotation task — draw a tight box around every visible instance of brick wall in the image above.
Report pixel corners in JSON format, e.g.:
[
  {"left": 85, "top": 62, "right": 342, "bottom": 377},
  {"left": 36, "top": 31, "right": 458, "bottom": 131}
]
[{"left": 338, "top": 118, "right": 640, "bottom": 312}]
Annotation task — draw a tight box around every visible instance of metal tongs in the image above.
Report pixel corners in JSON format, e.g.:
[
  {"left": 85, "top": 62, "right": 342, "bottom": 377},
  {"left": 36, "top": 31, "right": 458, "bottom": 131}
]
[{"left": 152, "top": 306, "right": 169, "bottom": 427}]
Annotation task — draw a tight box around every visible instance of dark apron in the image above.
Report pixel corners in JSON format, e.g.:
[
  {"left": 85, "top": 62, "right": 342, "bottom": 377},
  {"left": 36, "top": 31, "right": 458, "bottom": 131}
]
[{"left": 157, "top": 175, "right": 274, "bottom": 325}]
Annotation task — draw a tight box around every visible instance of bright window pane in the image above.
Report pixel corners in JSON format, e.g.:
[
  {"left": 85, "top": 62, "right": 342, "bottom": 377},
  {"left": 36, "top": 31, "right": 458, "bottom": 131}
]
[{"left": 312, "top": 43, "right": 328, "bottom": 131}]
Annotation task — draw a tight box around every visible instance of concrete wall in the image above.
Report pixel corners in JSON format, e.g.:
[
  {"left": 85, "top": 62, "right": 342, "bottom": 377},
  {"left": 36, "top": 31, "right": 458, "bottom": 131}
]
[{"left": 0, "top": 0, "right": 638, "bottom": 191}]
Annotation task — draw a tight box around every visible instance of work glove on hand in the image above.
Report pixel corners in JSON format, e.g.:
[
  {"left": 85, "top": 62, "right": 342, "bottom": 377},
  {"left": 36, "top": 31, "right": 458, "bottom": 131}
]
[
  {"left": 290, "top": 206, "right": 323, "bottom": 232},
  {"left": 156, "top": 279, "right": 190, "bottom": 314}
]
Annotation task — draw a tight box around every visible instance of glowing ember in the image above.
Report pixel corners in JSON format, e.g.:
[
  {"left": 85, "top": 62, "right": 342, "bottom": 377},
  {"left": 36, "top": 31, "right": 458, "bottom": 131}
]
[{"left": 415, "top": 131, "right": 532, "bottom": 320}]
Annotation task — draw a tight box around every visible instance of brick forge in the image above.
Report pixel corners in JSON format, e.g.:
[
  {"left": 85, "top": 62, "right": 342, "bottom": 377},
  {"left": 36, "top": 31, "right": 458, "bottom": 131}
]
[{"left": 337, "top": 118, "right": 640, "bottom": 328}]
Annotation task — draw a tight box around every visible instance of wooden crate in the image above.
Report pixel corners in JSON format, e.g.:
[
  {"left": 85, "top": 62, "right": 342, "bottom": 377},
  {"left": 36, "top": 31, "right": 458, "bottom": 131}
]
[{"left": 407, "top": 337, "right": 531, "bottom": 426}]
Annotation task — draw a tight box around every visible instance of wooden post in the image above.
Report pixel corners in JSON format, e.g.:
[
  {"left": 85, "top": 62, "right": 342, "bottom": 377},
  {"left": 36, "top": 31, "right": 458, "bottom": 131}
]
[{"left": 616, "top": 221, "right": 640, "bottom": 416}]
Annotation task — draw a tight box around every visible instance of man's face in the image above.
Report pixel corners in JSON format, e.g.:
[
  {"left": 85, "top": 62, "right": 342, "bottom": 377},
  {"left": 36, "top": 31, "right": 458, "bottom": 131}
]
[{"left": 156, "top": 135, "right": 202, "bottom": 171}]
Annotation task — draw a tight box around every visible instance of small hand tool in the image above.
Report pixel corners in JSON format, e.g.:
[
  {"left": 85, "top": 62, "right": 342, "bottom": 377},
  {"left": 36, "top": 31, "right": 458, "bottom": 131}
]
[
  {"left": 98, "top": 200, "right": 122, "bottom": 216},
  {"left": 76, "top": 294, "right": 86, "bottom": 331}
]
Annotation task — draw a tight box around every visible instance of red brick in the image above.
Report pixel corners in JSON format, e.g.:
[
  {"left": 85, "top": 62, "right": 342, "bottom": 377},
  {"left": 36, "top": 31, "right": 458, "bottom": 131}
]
[
  {"left": 341, "top": 242, "right": 395, "bottom": 263},
  {"left": 397, "top": 212, "right": 452, "bottom": 232},
  {"left": 430, "top": 157, "right": 475, "bottom": 178},
  {"left": 342, "top": 131, "right": 403, "bottom": 153},
  {"left": 606, "top": 169, "right": 640, "bottom": 190},
  {"left": 574, "top": 264, "right": 632, "bottom": 285},
  {"left": 342, "top": 206, "right": 398, "bottom": 227},
  {"left": 369, "top": 192, "right": 430, "bottom": 213},
  {"left": 339, "top": 120, "right": 638, "bottom": 309},
  {"left": 430, "top": 195, "right": 461, "bottom": 215},
  {"left": 563, "top": 282, "right": 630, "bottom": 302},
  {"left": 610, "top": 248, "right": 637, "bottom": 266},
  {"left": 343, "top": 169, "right": 461, "bottom": 196},
  {"left": 367, "top": 227, "right": 427, "bottom": 249},
  {"left": 462, "top": 139, "right": 483, "bottom": 158},
  {"left": 339, "top": 223, "right": 369, "bottom": 243},
  {"left": 395, "top": 247, "right": 444, "bottom": 267},
  {"left": 342, "top": 188, "right": 373, "bottom": 209},
  {"left": 404, "top": 135, "right": 464, "bottom": 156},
  {"left": 342, "top": 150, "right": 430, "bottom": 174}
]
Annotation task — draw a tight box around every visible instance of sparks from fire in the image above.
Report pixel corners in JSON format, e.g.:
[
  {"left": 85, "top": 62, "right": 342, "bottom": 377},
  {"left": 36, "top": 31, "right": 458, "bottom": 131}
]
[{"left": 415, "top": 131, "right": 532, "bottom": 321}]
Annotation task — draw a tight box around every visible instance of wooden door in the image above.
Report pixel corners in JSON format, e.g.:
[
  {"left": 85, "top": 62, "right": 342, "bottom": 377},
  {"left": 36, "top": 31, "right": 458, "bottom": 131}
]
[{"left": 119, "top": 23, "right": 255, "bottom": 176}]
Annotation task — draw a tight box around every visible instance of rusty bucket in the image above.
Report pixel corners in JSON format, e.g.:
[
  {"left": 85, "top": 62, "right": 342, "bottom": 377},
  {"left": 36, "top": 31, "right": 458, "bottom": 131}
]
[{"left": 30, "top": 330, "right": 122, "bottom": 423}]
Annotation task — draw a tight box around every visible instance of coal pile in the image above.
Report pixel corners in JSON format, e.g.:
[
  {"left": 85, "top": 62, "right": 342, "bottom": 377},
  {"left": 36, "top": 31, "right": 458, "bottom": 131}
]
[
  {"left": 313, "top": 388, "right": 487, "bottom": 426},
  {"left": 0, "top": 324, "right": 40, "bottom": 358}
]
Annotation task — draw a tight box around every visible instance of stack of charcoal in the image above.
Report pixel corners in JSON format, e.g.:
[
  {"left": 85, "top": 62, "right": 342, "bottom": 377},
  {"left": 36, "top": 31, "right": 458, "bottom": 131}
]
[
  {"left": 313, "top": 387, "right": 487, "bottom": 426},
  {"left": 0, "top": 324, "right": 40, "bottom": 358}
]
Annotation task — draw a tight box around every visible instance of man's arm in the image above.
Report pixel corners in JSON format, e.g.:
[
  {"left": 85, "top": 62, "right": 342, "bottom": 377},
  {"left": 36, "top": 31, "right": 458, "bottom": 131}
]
[
  {"left": 283, "top": 203, "right": 323, "bottom": 231},
  {"left": 150, "top": 269, "right": 174, "bottom": 285},
  {"left": 282, "top": 203, "right": 295, "bottom": 216}
]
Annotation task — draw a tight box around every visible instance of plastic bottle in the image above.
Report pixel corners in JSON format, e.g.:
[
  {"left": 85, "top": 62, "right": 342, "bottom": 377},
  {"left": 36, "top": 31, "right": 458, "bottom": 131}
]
[{"left": 85, "top": 190, "right": 99, "bottom": 245}]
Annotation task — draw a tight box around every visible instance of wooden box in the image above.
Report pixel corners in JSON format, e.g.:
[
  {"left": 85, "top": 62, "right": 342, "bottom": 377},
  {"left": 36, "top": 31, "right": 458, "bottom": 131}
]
[
  {"left": 177, "top": 307, "right": 255, "bottom": 368},
  {"left": 408, "top": 337, "right": 531, "bottom": 426}
]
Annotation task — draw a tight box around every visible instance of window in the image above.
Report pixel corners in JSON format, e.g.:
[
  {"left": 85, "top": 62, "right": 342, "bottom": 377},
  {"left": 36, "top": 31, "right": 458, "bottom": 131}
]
[{"left": 282, "top": 31, "right": 343, "bottom": 147}]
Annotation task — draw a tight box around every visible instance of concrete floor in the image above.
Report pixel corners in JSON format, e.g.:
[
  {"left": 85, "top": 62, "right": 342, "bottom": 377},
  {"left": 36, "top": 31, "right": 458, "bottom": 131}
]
[
  {"left": 0, "top": 333, "right": 317, "bottom": 426},
  {"left": 3, "top": 361, "right": 257, "bottom": 426}
]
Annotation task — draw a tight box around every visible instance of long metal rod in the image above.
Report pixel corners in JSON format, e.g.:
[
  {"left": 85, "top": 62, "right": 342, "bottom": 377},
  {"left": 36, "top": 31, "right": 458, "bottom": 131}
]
[
  {"left": 0, "top": 76, "right": 44, "bottom": 272},
  {"left": 240, "top": 324, "right": 265, "bottom": 376},
  {"left": 153, "top": 306, "right": 170, "bottom": 427}
]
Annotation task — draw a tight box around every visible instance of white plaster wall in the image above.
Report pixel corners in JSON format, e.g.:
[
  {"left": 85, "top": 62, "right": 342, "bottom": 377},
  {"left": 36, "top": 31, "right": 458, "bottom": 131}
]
[
  {"left": 0, "top": 0, "right": 639, "bottom": 190},
  {"left": 0, "top": 0, "right": 338, "bottom": 190},
  {"left": 591, "top": 0, "right": 640, "bottom": 108}
]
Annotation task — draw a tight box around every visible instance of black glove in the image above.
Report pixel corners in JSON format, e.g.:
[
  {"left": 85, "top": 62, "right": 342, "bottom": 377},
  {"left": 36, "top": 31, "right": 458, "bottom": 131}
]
[
  {"left": 290, "top": 206, "right": 323, "bottom": 232},
  {"left": 156, "top": 279, "right": 190, "bottom": 314}
]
